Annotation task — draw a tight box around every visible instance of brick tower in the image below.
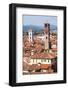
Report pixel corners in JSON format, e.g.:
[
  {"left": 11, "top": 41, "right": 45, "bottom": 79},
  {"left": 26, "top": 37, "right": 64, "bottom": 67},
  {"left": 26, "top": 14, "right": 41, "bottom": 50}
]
[{"left": 44, "top": 23, "right": 50, "bottom": 50}]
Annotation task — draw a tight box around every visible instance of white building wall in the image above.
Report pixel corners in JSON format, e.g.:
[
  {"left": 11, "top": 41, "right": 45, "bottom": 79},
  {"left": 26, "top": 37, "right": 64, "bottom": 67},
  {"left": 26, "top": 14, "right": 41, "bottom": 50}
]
[
  {"left": 33, "top": 59, "right": 36, "bottom": 64},
  {"left": 29, "top": 59, "right": 51, "bottom": 65},
  {"left": 51, "top": 44, "right": 57, "bottom": 48},
  {"left": 36, "top": 59, "right": 41, "bottom": 63},
  {"left": 37, "top": 35, "right": 45, "bottom": 41},
  {"left": 41, "top": 59, "right": 51, "bottom": 64}
]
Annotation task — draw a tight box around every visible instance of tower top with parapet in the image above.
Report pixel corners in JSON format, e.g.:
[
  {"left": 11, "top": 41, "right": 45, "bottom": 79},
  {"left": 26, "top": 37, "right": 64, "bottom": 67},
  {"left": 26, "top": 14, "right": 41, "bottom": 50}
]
[
  {"left": 44, "top": 22, "right": 50, "bottom": 34},
  {"left": 28, "top": 28, "right": 32, "bottom": 32}
]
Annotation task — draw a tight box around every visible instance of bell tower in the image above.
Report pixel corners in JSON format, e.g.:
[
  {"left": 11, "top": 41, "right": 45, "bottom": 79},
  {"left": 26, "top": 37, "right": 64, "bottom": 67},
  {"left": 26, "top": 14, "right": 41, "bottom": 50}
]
[
  {"left": 44, "top": 23, "right": 50, "bottom": 50},
  {"left": 28, "top": 29, "right": 33, "bottom": 43}
]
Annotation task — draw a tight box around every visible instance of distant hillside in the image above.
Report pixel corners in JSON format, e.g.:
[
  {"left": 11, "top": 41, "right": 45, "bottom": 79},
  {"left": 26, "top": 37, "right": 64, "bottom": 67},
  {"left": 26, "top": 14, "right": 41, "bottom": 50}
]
[{"left": 23, "top": 25, "right": 57, "bottom": 33}]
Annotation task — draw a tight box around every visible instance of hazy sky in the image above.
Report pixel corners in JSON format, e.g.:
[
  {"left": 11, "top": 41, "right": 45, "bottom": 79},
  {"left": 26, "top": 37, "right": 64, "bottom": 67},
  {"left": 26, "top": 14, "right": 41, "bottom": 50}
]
[{"left": 23, "top": 15, "right": 57, "bottom": 26}]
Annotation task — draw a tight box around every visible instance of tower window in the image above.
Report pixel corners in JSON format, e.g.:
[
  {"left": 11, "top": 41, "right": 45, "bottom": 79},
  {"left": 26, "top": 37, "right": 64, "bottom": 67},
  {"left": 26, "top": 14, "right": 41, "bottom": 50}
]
[
  {"left": 45, "top": 24, "right": 47, "bottom": 27},
  {"left": 48, "top": 60, "right": 49, "bottom": 62},
  {"left": 46, "top": 37, "right": 47, "bottom": 39}
]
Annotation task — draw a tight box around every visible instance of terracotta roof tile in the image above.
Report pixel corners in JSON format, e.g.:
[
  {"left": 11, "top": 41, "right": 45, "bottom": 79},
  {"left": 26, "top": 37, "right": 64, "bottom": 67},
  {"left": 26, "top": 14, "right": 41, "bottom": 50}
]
[
  {"left": 51, "top": 48, "right": 57, "bottom": 51},
  {"left": 31, "top": 53, "right": 56, "bottom": 59},
  {"left": 29, "top": 64, "right": 51, "bottom": 70},
  {"left": 41, "top": 64, "right": 51, "bottom": 69},
  {"left": 24, "top": 53, "right": 30, "bottom": 57}
]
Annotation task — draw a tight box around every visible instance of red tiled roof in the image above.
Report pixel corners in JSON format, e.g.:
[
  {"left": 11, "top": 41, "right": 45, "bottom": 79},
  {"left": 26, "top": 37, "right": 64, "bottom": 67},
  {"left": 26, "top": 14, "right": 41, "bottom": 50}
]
[
  {"left": 41, "top": 64, "right": 51, "bottom": 69},
  {"left": 24, "top": 53, "right": 30, "bottom": 57},
  {"left": 24, "top": 47, "right": 31, "bottom": 50},
  {"left": 29, "top": 64, "right": 51, "bottom": 70},
  {"left": 31, "top": 53, "right": 56, "bottom": 59},
  {"left": 51, "top": 48, "right": 57, "bottom": 51}
]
